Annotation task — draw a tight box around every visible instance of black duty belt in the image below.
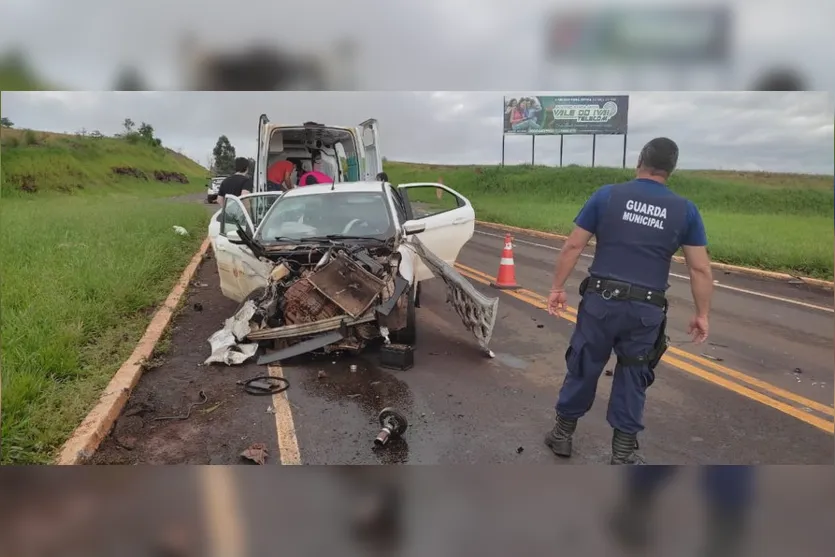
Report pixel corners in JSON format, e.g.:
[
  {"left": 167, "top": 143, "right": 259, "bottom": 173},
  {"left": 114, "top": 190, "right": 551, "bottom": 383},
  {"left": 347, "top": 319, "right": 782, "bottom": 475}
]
[{"left": 580, "top": 277, "right": 667, "bottom": 309}]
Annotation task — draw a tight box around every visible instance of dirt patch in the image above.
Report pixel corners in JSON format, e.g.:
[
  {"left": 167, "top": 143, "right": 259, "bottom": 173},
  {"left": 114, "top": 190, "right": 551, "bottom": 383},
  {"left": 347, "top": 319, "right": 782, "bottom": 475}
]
[
  {"left": 9, "top": 174, "right": 38, "bottom": 193},
  {"left": 111, "top": 166, "right": 148, "bottom": 180},
  {"left": 91, "top": 253, "right": 282, "bottom": 465},
  {"left": 153, "top": 170, "right": 189, "bottom": 184}
]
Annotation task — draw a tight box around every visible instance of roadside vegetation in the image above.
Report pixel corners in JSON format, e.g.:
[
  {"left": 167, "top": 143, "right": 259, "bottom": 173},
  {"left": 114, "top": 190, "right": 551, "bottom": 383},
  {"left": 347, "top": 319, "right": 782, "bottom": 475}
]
[
  {"left": 1, "top": 125, "right": 211, "bottom": 463},
  {"left": 385, "top": 162, "right": 834, "bottom": 280}
]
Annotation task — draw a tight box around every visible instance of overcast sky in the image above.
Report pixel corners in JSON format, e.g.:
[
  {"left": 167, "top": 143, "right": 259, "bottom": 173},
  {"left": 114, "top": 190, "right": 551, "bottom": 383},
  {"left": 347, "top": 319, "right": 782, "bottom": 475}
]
[{"left": 2, "top": 91, "right": 833, "bottom": 174}]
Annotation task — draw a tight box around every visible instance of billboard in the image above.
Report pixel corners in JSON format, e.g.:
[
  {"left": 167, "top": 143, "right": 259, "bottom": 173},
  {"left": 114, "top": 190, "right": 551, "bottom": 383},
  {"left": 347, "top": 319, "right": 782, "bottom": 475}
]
[{"left": 503, "top": 95, "right": 629, "bottom": 135}]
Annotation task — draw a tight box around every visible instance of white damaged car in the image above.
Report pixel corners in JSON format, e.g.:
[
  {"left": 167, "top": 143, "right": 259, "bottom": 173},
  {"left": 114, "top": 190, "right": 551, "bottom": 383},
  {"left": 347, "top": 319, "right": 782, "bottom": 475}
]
[{"left": 205, "top": 181, "right": 499, "bottom": 365}]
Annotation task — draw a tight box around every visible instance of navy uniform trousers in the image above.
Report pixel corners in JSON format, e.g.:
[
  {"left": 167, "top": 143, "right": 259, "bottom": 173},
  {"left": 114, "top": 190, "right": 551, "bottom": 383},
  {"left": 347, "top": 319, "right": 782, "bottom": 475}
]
[{"left": 556, "top": 291, "right": 665, "bottom": 434}]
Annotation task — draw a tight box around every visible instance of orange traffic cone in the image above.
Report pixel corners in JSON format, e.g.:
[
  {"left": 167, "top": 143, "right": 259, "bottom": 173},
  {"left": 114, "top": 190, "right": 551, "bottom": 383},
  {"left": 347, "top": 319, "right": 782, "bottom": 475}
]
[{"left": 491, "top": 233, "right": 521, "bottom": 290}]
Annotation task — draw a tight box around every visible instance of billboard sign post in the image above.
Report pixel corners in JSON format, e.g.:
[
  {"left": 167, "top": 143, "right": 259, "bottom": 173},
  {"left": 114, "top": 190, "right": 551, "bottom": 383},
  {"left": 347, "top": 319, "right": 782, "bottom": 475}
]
[{"left": 502, "top": 95, "right": 629, "bottom": 167}]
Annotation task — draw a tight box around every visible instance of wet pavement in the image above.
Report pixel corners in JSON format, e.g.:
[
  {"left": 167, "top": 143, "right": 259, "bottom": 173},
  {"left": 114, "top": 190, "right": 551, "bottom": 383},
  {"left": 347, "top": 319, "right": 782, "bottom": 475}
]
[{"left": 93, "top": 223, "right": 834, "bottom": 465}]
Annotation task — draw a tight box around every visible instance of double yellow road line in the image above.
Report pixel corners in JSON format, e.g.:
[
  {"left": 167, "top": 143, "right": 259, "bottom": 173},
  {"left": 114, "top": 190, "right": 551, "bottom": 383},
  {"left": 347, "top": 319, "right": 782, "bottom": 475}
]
[{"left": 454, "top": 262, "right": 835, "bottom": 434}]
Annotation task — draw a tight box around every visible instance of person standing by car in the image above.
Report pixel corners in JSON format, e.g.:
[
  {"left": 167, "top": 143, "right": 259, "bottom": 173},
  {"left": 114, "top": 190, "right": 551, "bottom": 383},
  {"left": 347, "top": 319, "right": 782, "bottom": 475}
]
[
  {"left": 218, "top": 157, "right": 253, "bottom": 207},
  {"left": 543, "top": 137, "right": 713, "bottom": 465}
]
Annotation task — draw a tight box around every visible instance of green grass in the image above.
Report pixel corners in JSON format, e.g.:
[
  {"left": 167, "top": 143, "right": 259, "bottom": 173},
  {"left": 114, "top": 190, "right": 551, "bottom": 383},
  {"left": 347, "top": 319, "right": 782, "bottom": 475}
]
[
  {"left": 1, "top": 128, "right": 211, "bottom": 463},
  {"left": 1, "top": 127, "right": 209, "bottom": 197},
  {"left": 385, "top": 162, "right": 834, "bottom": 279}
]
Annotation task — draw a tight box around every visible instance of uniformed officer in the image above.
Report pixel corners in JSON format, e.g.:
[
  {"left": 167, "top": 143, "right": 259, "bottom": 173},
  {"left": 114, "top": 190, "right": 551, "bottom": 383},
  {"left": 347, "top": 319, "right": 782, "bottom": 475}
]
[{"left": 544, "top": 137, "right": 714, "bottom": 464}]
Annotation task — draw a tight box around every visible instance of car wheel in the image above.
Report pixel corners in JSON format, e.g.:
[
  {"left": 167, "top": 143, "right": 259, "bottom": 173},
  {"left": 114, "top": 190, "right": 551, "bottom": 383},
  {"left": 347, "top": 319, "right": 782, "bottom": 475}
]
[{"left": 390, "top": 284, "right": 417, "bottom": 345}]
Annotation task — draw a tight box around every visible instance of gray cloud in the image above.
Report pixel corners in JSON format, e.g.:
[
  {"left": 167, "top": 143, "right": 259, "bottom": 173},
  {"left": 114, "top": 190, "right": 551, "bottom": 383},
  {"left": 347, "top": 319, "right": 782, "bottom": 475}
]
[{"left": 2, "top": 91, "right": 832, "bottom": 174}]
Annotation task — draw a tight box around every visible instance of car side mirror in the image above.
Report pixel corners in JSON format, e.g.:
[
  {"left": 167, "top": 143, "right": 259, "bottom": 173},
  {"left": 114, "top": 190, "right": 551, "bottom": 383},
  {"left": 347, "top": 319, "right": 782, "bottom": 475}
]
[
  {"left": 402, "top": 221, "right": 426, "bottom": 236},
  {"left": 226, "top": 228, "right": 245, "bottom": 244}
]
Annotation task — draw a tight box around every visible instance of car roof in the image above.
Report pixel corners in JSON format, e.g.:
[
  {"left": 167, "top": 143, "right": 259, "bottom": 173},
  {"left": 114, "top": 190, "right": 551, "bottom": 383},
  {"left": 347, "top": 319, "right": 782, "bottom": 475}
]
[{"left": 281, "top": 181, "right": 387, "bottom": 197}]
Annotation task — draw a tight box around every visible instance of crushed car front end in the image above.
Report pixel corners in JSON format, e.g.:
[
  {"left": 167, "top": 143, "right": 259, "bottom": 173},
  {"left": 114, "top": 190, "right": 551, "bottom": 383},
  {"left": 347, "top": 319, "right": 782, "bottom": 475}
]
[{"left": 206, "top": 233, "right": 499, "bottom": 366}]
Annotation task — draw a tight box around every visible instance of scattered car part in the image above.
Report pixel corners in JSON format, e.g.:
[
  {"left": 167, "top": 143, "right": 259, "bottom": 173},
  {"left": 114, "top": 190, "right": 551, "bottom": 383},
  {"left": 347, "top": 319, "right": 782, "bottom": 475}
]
[
  {"left": 204, "top": 301, "right": 260, "bottom": 365},
  {"left": 307, "top": 253, "right": 387, "bottom": 318},
  {"left": 237, "top": 376, "right": 290, "bottom": 396},
  {"left": 247, "top": 314, "right": 376, "bottom": 340},
  {"left": 240, "top": 443, "right": 269, "bottom": 465},
  {"left": 153, "top": 391, "right": 208, "bottom": 421},
  {"left": 374, "top": 408, "right": 408, "bottom": 447},
  {"left": 407, "top": 238, "right": 498, "bottom": 355},
  {"left": 376, "top": 276, "right": 410, "bottom": 316},
  {"left": 379, "top": 344, "right": 414, "bottom": 371},
  {"left": 257, "top": 330, "right": 345, "bottom": 365}
]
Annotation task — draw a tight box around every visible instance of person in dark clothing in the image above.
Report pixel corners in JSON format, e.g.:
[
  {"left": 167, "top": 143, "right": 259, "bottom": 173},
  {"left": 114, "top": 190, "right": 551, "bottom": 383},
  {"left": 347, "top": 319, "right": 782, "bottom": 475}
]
[
  {"left": 543, "top": 137, "right": 713, "bottom": 464},
  {"left": 376, "top": 172, "right": 389, "bottom": 182},
  {"left": 218, "top": 157, "right": 253, "bottom": 206}
]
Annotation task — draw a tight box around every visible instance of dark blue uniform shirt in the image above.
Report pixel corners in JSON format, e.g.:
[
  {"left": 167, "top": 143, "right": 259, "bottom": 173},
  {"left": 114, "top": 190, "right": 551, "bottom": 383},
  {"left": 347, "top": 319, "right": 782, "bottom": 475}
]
[{"left": 574, "top": 178, "right": 708, "bottom": 291}]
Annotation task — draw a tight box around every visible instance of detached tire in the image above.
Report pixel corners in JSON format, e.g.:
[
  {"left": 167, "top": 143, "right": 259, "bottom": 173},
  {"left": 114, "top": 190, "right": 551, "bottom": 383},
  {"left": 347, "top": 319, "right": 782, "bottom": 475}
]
[{"left": 390, "top": 284, "right": 417, "bottom": 345}]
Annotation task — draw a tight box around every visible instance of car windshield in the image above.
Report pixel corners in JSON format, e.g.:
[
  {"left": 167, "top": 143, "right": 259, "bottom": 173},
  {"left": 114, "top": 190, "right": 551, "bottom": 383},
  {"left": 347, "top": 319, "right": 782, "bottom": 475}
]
[{"left": 255, "top": 190, "right": 393, "bottom": 243}]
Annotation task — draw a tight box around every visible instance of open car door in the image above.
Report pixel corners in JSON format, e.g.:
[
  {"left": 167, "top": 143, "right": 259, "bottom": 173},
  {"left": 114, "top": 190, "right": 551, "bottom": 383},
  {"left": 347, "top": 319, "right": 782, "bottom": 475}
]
[
  {"left": 358, "top": 119, "right": 382, "bottom": 180},
  {"left": 214, "top": 192, "right": 282, "bottom": 302},
  {"left": 397, "top": 182, "right": 475, "bottom": 281},
  {"left": 254, "top": 114, "right": 270, "bottom": 192}
]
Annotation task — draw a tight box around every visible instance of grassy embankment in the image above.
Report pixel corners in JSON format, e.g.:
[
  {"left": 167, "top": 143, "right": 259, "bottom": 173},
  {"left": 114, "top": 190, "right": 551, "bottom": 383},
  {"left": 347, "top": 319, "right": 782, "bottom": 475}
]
[
  {"left": 384, "top": 162, "right": 834, "bottom": 280},
  {"left": 1, "top": 127, "right": 212, "bottom": 463}
]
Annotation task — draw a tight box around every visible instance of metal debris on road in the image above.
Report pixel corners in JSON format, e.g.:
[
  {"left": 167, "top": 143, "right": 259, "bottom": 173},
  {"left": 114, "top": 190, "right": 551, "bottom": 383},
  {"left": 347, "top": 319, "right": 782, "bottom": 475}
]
[
  {"left": 709, "top": 342, "right": 728, "bottom": 348},
  {"left": 153, "top": 391, "right": 208, "bottom": 421},
  {"left": 240, "top": 443, "right": 269, "bottom": 465},
  {"left": 204, "top": 301, "right": 260, "bottom": 366},
  {"left": 201, "top": 401, "right": 223, "bottom": 415},
  {"left": 237, "top": 376, "right": 290, "bottom": 396},
  {"left": 374, "top": 408, "right": 408, "bottom": 447},
  {"left": 793, "top": 367, "right": 803, "bottom": 374},
  {"left": 700, "top": 353, "right": 724, "bottom": 362}
]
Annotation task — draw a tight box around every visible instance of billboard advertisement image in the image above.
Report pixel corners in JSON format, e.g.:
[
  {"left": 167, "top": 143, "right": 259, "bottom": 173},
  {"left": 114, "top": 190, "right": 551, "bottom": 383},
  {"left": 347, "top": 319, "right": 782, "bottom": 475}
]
[{"left": 503, "top": 95, "right": 629, "bottom": 135}]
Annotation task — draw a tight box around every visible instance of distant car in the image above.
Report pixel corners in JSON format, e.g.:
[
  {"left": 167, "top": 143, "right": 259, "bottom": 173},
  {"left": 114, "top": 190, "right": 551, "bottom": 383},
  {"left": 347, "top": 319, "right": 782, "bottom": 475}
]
[{"left": 207, "top": 176, "right": 227, "bottom": 203}]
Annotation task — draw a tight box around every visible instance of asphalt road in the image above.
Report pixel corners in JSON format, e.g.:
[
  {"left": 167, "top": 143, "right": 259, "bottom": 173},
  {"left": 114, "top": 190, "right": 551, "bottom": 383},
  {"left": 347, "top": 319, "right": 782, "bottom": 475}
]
[{"left": 92, "top": 208, "right": 834, "bottom": 466}]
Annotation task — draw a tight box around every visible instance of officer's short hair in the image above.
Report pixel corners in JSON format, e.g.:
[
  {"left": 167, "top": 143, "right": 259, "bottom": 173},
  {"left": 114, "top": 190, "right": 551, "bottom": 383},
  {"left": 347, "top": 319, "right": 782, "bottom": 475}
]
[
  {"left": 234, "top": 157, "right": 250, "bottom": 173},
  {"left": 637, "top": 137, "right": 679, "bottom": 177}
]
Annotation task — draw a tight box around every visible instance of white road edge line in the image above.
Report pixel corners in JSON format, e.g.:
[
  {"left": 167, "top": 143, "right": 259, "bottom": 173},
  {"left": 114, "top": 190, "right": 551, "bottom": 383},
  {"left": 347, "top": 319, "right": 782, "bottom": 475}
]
[
  {"left": 474, "top": 230, "right": 834, "bottom": 314},
  {"left": 268, "top": 363, "right": 301, "bottom": 465}
]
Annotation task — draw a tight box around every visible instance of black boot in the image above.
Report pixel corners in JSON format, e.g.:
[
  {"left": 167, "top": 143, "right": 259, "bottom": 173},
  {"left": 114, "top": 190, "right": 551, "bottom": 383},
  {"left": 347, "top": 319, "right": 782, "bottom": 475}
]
[
  {"left": 610, "top": 429, "right": 645, "bottom": 464},
  {"left": 544, "top": 415, "right": 577, "bottom": 457}
]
